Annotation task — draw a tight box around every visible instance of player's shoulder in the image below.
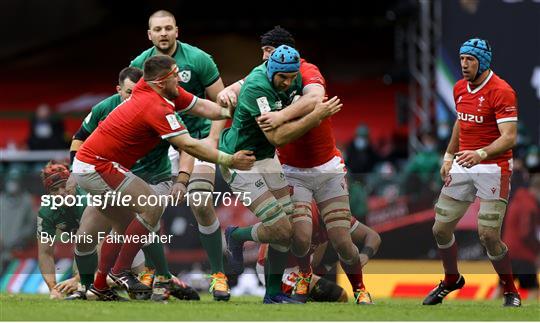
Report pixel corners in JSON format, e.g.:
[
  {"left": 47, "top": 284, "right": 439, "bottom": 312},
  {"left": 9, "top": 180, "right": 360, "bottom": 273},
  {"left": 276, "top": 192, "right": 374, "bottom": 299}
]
[
  {"left": 93, "top": 94, "right": 122, "bottom": 113},
  {"left": 178, "top": 42, "right": 213, "bottom": 61},
  {"left": 489, "top": 72, "right": 515, "bottom": 93},
  {"left": 130, "top": 47, "right": 156, "bottom": 68},
  {"left": 454, "top": 78, "right": 468, "bottom": 92}
]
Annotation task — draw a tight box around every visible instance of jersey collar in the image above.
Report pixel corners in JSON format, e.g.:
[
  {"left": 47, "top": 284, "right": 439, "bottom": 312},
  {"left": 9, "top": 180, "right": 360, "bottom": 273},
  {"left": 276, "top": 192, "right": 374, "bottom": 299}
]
[{"left": 467, "top": 70, "right": 493, "bottom": 94}]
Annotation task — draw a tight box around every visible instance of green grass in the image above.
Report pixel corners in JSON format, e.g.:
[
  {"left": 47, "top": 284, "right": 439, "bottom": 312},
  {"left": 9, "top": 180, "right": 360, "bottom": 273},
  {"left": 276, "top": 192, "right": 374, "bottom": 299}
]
[{"left": 0, "top": 293, "right": 538, "bottom": 321}]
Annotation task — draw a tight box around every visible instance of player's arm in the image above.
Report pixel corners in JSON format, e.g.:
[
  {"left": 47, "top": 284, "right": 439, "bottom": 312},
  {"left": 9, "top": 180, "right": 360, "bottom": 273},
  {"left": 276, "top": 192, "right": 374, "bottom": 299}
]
[
  {"left": 37, "top": 238, "right": 62, "bottom": 298},
  {"left": 440, "top": 120, "right": 460, "bottom": 180},
  {"left": 170, "top": 150, "right": 195, "bottom": 203},
  {"left": 216, "top": 80, "right": 243, "bottom": 108},
  {"left": 206, "top": 78, "right": 228, "bottom": 148},
  {"left": 186, "top": 97, "right": 232, "bottom": 121},
  {"left": 350, "top": 222, "right": 382, "bottom": 267},
  {"left": 260, "top": 96, "right": 342, "bottom": 147},
  {"left": 166, "top": 134, "right": 254, "bottom": 170},
  {"left": 258, "top": 86, "right": 326, "bottom": 131},
  {"left": 456, "top": 121, "right": 517, "bottom": 167}
]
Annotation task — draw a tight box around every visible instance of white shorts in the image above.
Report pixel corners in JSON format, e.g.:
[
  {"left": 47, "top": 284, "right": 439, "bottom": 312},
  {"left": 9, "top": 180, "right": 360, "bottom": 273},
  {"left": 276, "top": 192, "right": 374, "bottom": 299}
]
[
  {"left": 72, "top": 157, "right": 136, "bottom": 195},
  {"left": 221, "top": 155, "right": 288, "bottom": 202},
  {"left": 441, "top": 159, "right": 512, "bottom": 202},
  {"left": 282, "top": 156, "right": 348, "bottom": 204},
  {"left": 168, "top": 146, "right": 216, "bottom": 177}
]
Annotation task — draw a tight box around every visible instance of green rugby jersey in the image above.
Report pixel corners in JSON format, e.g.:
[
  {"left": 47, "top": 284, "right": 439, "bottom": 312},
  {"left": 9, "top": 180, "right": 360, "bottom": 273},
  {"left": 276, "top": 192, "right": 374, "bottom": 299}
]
[
  {"left": 37, "top": 187, "right": 87, "bottom": 240},
  {"left": 131, "top": 41, "right": 220, "bottom": 139},
  {"left": 219, "top": 62, "right": 302, "bottom": 161},
  {"left": 81, "top": 94, "right": 173, "bottom": 184}
]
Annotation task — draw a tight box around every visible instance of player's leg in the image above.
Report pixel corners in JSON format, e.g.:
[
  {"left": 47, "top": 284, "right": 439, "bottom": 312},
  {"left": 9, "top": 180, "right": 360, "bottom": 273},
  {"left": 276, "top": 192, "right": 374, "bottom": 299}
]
[
  {"left": 477, "top": 199, "right": 520, "bottom": 306},
  {"left": 222, "top": 163, "right": 296, "bottom": 303},
  {"left": 475, "top": 163, "right": 520, "bottom": 306},
  {"left": 73, "top": 206, "right": 110, "bottom": 291},
  {"left": 187, "top": 161, "right": 229, "bottom": 300},
  {"left": 423, "top": 161, "right": 475, "bottom": 305}
]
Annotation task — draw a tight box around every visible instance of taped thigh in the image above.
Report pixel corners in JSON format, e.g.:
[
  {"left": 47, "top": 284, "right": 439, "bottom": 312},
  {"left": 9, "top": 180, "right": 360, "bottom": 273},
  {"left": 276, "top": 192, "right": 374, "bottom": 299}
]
[
  {"left": 434, "top": 196, "right": 470, "bottom": 223},
  {"left": 290, "top": 201, "right": 313, "bottom": 224},
  {"left": 320, "top": 200, "right": 351, "bottom": 230},
  {"left": 253, "top": 195, "right": 286, "bottom": 226},
  {"left": 478, "top": 199, "right": 507, "bottom": 228}
]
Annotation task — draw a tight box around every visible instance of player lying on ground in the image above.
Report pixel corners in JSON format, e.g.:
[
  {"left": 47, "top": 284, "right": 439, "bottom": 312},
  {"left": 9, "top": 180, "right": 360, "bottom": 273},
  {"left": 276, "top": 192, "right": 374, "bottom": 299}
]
[{"left": 256, "top": 211, "right": 381, "bottom": 304}]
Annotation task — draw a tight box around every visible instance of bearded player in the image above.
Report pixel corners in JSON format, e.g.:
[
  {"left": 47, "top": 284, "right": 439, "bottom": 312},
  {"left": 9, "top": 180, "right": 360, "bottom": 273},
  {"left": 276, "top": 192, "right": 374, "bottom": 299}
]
[{"left": 423, "top": 38, "right": 521, "bottom": 307}]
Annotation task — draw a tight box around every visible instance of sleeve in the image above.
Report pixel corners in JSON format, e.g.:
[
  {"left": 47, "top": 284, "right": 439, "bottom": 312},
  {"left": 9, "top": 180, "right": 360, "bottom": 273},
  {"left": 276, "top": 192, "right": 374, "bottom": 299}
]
[
  {"left": 174, "top": 86, "right": 198, "bottom": 114},
  {"left": 196, "top": 51, "right": 220, "bottom": 88},
  {"left": 147, "top": 104, "right": 189, "bottom": 140},
  {"left": 493, "top": 88, "right": 518, "bottom": 124},
  {"left": 81, "top": 106, "right": 101, "bottom": 133},
  {"left": 37, "top": 209, "right": 56, "bottom": 239},
  {"left": 301, "top": 63, "right": 326, "bottom": 93}
]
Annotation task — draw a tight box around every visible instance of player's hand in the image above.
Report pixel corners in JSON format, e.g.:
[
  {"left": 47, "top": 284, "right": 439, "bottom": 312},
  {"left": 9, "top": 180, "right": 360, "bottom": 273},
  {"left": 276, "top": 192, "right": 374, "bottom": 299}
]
[
  {"left": 49, "top": 288, "right": 63, "bottom": 300},
  {"left": 313, "top": 96, "right": 342, "bottom": 120},
  {"left": 257, "top": 111, "right": 286, "bottom": 131},
  {"left": 440, "top": 160, "right": 453, "bottom": 182},
  {"left": 359, "top": 254, "right": 369, "bottom": 268},
  {"left": 65, "top": 173, "right": 77, "bottom": 195},
  {"left": 170, "top": 182, "right": 187, "bottom": 205},
  {"left": 217, "top": 89, "right": 238, "bottom": 109},
  {"left": 456, "top": 150, "right": 483, "bottom": 168},
  {"left": 54, "top": 277, "right": 78, "bottom": 294},
  {"left": 231, "top": 150, "right": 255, "bottom": 170}
]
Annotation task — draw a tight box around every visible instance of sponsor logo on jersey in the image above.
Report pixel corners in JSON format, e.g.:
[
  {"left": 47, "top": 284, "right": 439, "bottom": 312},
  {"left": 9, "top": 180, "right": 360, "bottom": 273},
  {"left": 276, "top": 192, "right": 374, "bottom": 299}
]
[
  {"left": 255, "top": 179, "right": 264, "bottom": 188},
  {"left": 178, "top": 70, "right": 191, "bottom": 83},
  {"left": 457, "top": 112, "right": 484, "bottom": 123},
  {"left": 165, "top": 114, "right": 181, "bottom": 130},
  {"left": 256, "top": 97, "right": 271, "bottom": 114},
  {"left": 275, "top": 100, "right": 282, "bottom": 110},
  {"left": 504, "top": 106, "right": 517, "bottom": 112}
]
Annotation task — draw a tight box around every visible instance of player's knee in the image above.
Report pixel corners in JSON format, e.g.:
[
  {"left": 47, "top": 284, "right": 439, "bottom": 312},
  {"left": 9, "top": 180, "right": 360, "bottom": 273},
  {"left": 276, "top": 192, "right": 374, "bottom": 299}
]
[
  {"left": 478, "top": 230, "right": 500, "bottom": 249},
  {"left": 291, "top": 232, "right": 311, "bottom": 257},
  {"left": 432, "top": 222, "right": 453, "bottom": 243}
]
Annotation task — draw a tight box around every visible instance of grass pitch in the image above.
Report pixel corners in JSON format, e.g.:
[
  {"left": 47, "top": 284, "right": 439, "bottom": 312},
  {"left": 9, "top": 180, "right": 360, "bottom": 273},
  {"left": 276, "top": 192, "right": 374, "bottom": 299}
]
[{"left": 0, "top": 293, "right": 538, "bottom": 321}]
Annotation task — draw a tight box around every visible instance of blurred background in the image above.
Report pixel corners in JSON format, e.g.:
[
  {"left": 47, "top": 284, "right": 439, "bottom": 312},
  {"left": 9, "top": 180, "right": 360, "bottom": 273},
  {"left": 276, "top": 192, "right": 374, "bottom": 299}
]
[{"left": 0, "top": 0, "right": 538, "bottom": 299}]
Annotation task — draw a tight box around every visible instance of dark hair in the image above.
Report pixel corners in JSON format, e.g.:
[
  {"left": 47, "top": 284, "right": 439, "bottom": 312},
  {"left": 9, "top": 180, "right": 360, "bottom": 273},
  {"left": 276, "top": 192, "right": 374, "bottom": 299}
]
[
  {"left": 149, "top": 10, "right": 176, "bottom": 28},
  {"left": 143, "top": 55, "right": 176, "bottom": 81},
  {"left": 118, "top": 67, "right": 143, "bottom": 85},
  {"left": 260, "top": 26, "right": 296, "bottom": 48}
]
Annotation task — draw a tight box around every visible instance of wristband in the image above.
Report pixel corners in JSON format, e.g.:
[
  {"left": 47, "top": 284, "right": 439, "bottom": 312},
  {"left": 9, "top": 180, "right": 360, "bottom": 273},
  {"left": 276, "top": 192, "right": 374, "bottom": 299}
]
[
  {"left": 220, "top": 108, "right": 231, "bottom": 119},
  {"left": 217, "top": 151, "right": 234, "bottom": 167},
  {"left": 443, "top": 152, "right": 454, "bottom": 162},
  {"left": 475, "top": 148, "right": 488, "bottom": 160},
  {"left": 176, "top": 171, "right": 190, "bottom": 186},
  {"left": 70, "top": 150, "right": 76, "bottom": 166},
  {"left": 360, "top": 246, "right": 375, "bottom": 259}
]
